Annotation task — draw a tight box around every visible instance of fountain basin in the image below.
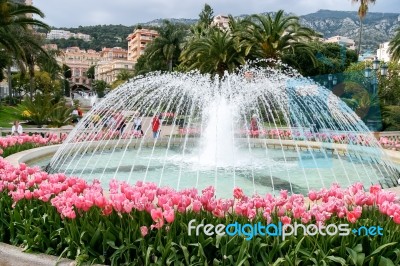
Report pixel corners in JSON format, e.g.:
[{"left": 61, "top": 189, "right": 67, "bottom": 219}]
[{"left": 14, "top": 138, "right": 399, "bottom": 198}]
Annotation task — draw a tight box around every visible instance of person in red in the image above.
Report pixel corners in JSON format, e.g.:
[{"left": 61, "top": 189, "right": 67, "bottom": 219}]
[
  {"left": 77, "top": 107, "right": 83, "bottom": 120},
  {"left": 250, "top": 114, "right": 259, "bottom": 138},
  {"left": 152, "top": 114, "right": 161, "bottom": 138}
]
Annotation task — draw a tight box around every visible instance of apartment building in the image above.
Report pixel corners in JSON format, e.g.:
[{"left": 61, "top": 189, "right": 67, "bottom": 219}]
[
  {"left": 47, "top": 30, "right": 91, "bottom": 41},
  {"left": 99, "top": 47, "right": 128, "bottom": 61},
  {"left": 95, "top": 60, "right": 135, "bottom": 84},
  {"left": 126, "top": 28, "right": 159, "bottom": 62},
  {"left": 95, "top": 47, "right": 134, "bottom": 83},
  {"left": 376, "top": 42, "right": 391, "bottom": 62},
  {"left": 57, "top": 47, "right": 100, "bottom": 87}
]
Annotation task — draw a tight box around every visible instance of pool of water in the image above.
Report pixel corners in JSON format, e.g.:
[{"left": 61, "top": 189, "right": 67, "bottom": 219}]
[{"left": 27, "top": 146, "right": 389, "bottom": 198}]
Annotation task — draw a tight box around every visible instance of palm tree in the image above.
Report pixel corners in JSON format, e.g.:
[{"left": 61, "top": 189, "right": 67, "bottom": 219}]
[
  {"left": 12, "top": 28, "right": 52, "bottom": 99},
  {"left": 240, "top": 10, "right": 320, "bottom": 63},
  {"left": 0, "top": 0, "right": 49, "bottom": 56},
  {"left": 180, "top": 28, "right": 246, "bottom": 78},
  {"left": 0, "top": 0, "right": 49, "bottom": 101},
  {"left": 389, "top": 28, "right": 400, "bottom": 62},
  {"left": 147, "top": 20, "right": 187, "bottom": 71},
  {"left": 351, "top": 0, "right": 376, "bottom": 55}
]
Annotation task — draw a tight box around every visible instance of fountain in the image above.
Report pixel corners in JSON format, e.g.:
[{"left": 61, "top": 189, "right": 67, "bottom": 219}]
[{"left": 46, "top": 64, "right": 399, "bottom": 197}]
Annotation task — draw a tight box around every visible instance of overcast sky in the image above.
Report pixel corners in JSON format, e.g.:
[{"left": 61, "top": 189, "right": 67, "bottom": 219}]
[{"left": 33, "top": 0, "right": 400, "bottom": 28}]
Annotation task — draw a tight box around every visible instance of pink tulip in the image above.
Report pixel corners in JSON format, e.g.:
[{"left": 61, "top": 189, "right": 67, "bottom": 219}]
[
  {"left": 233, "top": 187, "right": 244, "bottom": 199},
  {"left": 140, "top": 226, "right": 148, "bottom": 237},
  {"left": 280, "top": 216, "right": 291, "bottom": 225}
]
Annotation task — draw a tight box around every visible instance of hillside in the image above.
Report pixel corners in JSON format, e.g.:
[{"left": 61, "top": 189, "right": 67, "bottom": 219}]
[
  {"left": 300, "top": 9, "right": 400, "bottom": 52},
  {"left": 47, "top": 9, "right": 400, "bottom": 52}
]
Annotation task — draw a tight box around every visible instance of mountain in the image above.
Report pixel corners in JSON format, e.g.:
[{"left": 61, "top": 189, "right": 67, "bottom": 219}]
[
  {"left": 299, "top": 10, "right": 400, "bottom": 52},
  {"left": 48, "top": 10, "right": 400, "bottom": 53}
]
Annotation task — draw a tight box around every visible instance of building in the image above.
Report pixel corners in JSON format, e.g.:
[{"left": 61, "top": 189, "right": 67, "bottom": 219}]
[
  {"left": 212, "top": 15, "right": 230, "bottom": 30},
  {"left": 126, "top": 28, "right": 159, "bottom": 62},
  {"left": 377, "top": 42, "right": 391, "bottom": 62},
  {"left": 46, "top": 30, "right": 91, "bottom": 41},
  {"left": 324, "top": 36, "right": 356, "bottom": 50},
  {"left": 42, "top": 43, "right": 58, "bottom": 51},
  {"left": 57, "top": 47, "right": 100, "bottom": 88},
  {"left": 95, "top": 60, "right": 135, "bottom": 84},
  {"left": 99, "top": 47, "right": 128, "bottom": 61},
  {"left": 95, "top": 47, "right": 134, "bottom": 83}
]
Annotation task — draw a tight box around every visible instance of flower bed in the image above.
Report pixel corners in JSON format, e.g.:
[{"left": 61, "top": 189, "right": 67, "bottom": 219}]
[
  {"left": 0, "top": 133, "right": 66, "bottom": 157},
  {"left": 0, "top": 151, "right": 400, "bottom": 265}
]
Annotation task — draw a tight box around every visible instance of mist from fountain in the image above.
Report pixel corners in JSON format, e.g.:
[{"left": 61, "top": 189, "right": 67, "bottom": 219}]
[{"left": 47, "top": 63, "right": 400, "bottom": 197}]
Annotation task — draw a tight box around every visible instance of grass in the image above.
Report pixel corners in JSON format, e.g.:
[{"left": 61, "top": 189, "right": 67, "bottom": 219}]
[{"left": 0, "top": 104, "right": 21, "bottom": 128}]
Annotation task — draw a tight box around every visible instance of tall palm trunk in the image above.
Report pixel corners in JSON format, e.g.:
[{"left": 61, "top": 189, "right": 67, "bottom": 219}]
[
  {"left": 28, "top": 61, "right": 34, "bottom": 100},
  {"left": 7, "top": 65, "right": 12, "bottom": 105},
  {"left": 357, "top": 18, "right": 363, "bottom": 56}
]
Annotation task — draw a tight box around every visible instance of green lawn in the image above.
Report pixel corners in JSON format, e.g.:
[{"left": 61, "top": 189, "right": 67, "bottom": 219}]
[{"left": 0, "top": 105, "right": 21, "bottom": 128}]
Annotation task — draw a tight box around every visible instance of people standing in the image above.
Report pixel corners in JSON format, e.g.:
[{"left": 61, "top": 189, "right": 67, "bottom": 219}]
[
  {"left": 152, "top": 114, "right": 161, "bottom": 138},
  {"left": 250, "top": 114, "right": 259, "bottom": 138},
  {"left": 133, "top": 115, "right": 143, "bottom": 136},
  {"left": 72, "top": 108, "right": 79, "bottom": 123},
  {"left": 11, "top": 121, "right": 23, "bottom": 136}
]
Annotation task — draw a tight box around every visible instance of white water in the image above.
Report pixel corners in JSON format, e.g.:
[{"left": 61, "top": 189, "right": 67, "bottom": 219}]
[
  {"left": 198, "top": 97, "right": 238, "bottom": 167},
  {"left": 47, "top": 64, "right": 400, "bottom": 196}
]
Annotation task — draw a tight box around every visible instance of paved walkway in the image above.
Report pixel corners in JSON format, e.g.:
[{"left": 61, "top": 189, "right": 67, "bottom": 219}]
[{"left": 0, "top": 242, "right": 80, "bottom": 266}]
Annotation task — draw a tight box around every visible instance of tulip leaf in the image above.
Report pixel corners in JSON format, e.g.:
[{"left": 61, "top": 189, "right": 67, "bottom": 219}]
[
  {"left": 366, "top": 242, "right": 398, "bottom": 260},
  {"left": 378, "top": 257, "right": 395, "bottom": 266}
]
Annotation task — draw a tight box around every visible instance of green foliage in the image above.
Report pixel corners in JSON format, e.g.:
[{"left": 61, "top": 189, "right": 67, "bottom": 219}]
[
  {"left": 15, "top": 94, "right": 53, "bottom": 126},
  {"left": 47, "top": 24, "right": 136, "bottom": 50},
  {"left": 0, "top": 105, "right": 21, "bottom": 128},
  {"left": 283, "top": 42, "right": 358, "bottom": 77},
  {"left": 63, "top": 64, "right": 72, "bottom": 79},
  {"left": 133, "top": 21, "right": 188, "bottom": 75},
  {"left": 47, "top": 100, "right": 73, "bottom": 128},
  {"left": 86, "top": 65, "right": 95, "bottom": 80},
  {"left": 240, "top": 11, "right": 321, "bottom": 63},
  {"left": 180, "top": 28, "right": 247, "bottom": 78},
  {"left": 0, "top": 0, "right": 49, "bottom": 59},
  {"left": 382, "top": 106, "right": 400, "bottom": 131},
  {"left": 92, "top": 80, "right": 108, "bottom": 98},
  {"left": 14, "top": 94, "right": 72, "bottom": 127}
]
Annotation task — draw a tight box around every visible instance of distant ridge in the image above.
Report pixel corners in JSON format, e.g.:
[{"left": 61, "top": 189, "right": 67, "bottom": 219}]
[{"left": 49, "top": 9, "right": 400, "bottom": 52}]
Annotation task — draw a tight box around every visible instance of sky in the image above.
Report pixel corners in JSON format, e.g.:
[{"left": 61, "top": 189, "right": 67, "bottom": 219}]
[{"left": 33, "top": 0, "right": 400, "bottom": 28}]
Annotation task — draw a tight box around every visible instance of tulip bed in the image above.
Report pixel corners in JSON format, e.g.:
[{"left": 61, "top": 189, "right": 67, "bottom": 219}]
[
  {"left": 0, "top": 136, "right": 400, "bottom": 265},
  {"left": 0, "top": 133, "right": 66, "bottom": 157}
]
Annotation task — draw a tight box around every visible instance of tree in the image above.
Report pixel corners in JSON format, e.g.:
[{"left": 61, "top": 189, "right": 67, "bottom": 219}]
[
  {"left": 283, "top": 42, "right": 358, "bottom": 77},
  {"left": 147, "top": 21, "right": 187, "bottom": 72},
  {"left": 180, "top": 28, "right": 246, "bottom": 78},
  {"left": 351, "top": 0, "right": 376, "bottom": 55},
  {"left": 240, "top": 11, "right": 320, "bottom": 64},
  {"left": 92, "top": 80, "right": 108, "bottom": 98},
  {"left": 15, "top": 29, "right": 52, "bottom": 99},
  {"left": 389, "top": 27, "right": 400, "bottom": 63},
  {"left": 0, "top": 0, "right": 49, "bottom": 55},
  {"left": 111, "top": 69, "right": 134, "bottom": 89},
  {"left": 86, "top": 65, "right": 95, "bottom": 80},
  {"left": 198, "top": 4, "right": 214, "bottom": 27}
]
